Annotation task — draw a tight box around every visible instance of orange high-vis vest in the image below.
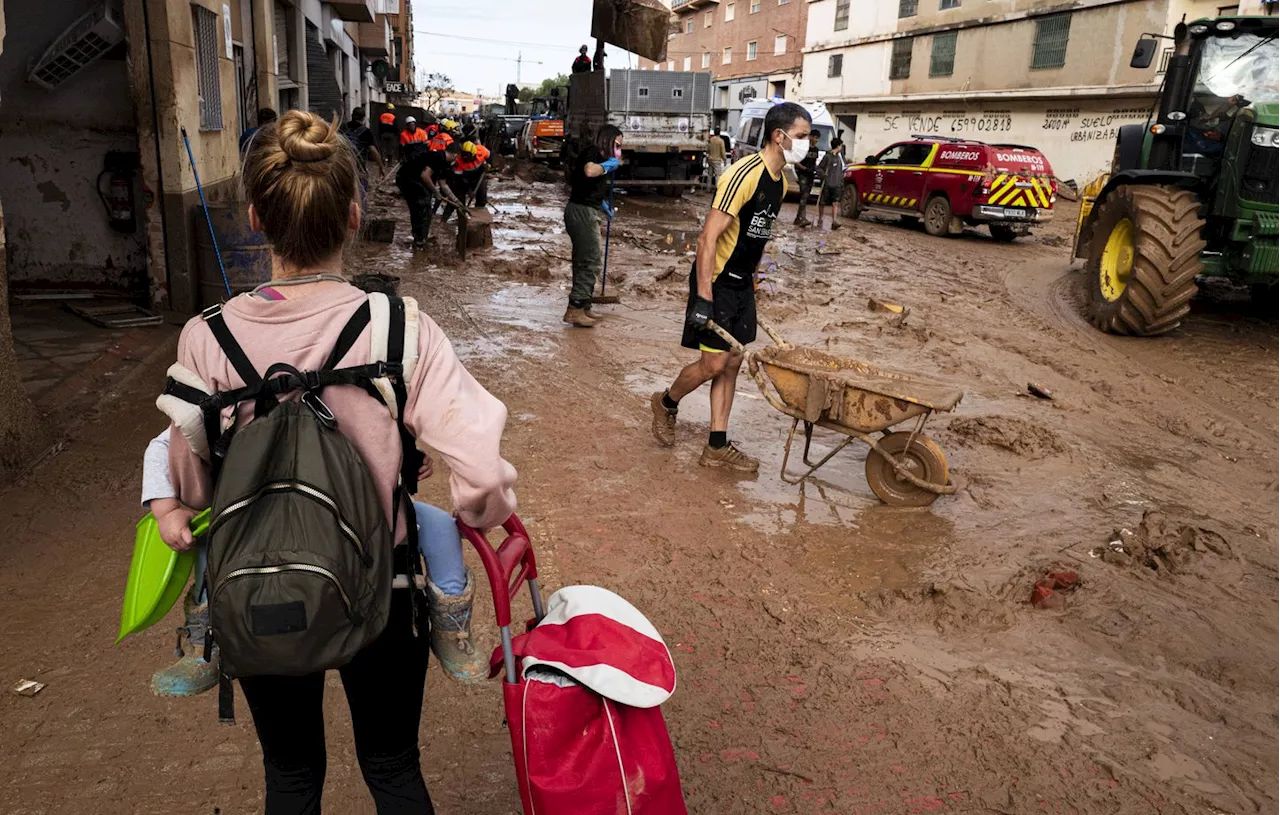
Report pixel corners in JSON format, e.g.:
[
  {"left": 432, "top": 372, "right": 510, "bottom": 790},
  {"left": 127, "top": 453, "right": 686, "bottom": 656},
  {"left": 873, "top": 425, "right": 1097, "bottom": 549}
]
[
  {"left": 400, "top": 127, "right": 429, "bottom": 146},
  {"left": 428, "top": 132, "right": 454, "bottom": 152},
  {"left": 455, "top": 144, "right": 490, "bottom": 172},
  {"left": 379, "top": 111, "right": 396, "bottom": 126}
]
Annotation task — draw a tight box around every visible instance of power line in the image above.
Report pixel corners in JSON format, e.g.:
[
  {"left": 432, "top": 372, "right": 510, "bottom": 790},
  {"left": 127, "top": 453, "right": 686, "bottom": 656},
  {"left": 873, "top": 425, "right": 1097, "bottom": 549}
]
[{"left": 412, "top": 29, "right": 576, "bottom": 51}]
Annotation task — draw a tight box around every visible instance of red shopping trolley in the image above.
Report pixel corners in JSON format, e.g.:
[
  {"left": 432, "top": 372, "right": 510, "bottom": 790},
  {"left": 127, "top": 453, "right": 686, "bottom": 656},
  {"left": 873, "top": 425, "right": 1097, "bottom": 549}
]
[{"left": 458, "top": 516, "right": 688, "bottom": 815}]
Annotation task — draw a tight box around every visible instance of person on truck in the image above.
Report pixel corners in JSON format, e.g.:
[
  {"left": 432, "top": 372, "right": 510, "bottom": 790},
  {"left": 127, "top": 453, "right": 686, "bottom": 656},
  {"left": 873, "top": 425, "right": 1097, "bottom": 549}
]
[
  {"left": 707, "top": 128, "right": 727, "bottom": 190},
  {"left": 563, "top": 125, "right": 623, "bottom": 327},
  {"left": 573, "top": 45, "right": 592, "bottom": 74},
  {"left": 649, "top": 102, "right": 813, "bottom": 472},
  {"left": 793, "top": 130, "right": 820, "bottom": 227}
]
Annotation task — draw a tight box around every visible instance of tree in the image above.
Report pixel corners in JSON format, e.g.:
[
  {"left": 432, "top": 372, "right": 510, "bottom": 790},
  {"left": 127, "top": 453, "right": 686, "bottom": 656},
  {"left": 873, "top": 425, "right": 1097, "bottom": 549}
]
[
  {"left": 418, "top": 72, "right": 454, "bottom": 111},
  {"left": 518, "top": 74, "right": 570, "bottom": 103}
]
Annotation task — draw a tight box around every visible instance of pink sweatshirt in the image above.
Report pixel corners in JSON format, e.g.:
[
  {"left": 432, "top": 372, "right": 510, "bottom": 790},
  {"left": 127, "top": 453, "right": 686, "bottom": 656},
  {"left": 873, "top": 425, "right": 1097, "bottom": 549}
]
[{"left": 168, "top": 283, "right": 517, "bottom": 539}]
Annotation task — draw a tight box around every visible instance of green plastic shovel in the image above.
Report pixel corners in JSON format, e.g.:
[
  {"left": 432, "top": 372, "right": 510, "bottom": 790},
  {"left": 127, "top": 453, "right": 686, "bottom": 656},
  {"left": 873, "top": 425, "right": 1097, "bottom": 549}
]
[{"left": 116, "top": 509, "right": 211, "bottom": 644}]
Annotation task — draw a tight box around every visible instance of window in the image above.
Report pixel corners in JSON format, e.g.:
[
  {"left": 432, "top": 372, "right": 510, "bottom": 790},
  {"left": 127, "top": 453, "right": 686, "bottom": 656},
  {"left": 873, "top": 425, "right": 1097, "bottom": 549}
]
[
  {"left": 638, "top": 87, "right": 650, "bottom": 97},
  {"left": 834, "top": 0, "right": 850, "bottom": 31},
  {"left": 770, "top": 79, "right": 786, "bottom": 97},
  {"left": 828, "top": 53, "right": 843, "bottom": 77},
  {"left": 684, "top": 56, "right": 692, "bottom": 70},
  {"left": 779, "top": 0, "right": 790, "bottom": 4},
  {"left": 1031, "top": 12, "right": 1071, "bottom": 70},
  {"left": 876, "top": 143, "right": 933, "bottom": 165},
  {"left": 889, "top": 37, "right": 913, "bottom": 79},
  {"left": 725, "top": 2, "right": 734, "bottom": 21},
  {"left": 930, "top": 30, "right": 957, "bottom": 77},
  {"left": 775, "top": 34, "right": 787, "bottom": 55},
  {"left": 686, "top": 19, "right": 694, "bottom": 34},
  {"left": 751, "top": 0, "right": 760, "bottom": 12},
  {"left": 747, "top": 40, "right": 757, "bottom": 60},
  {"left": 899, "top": 0, "right": 918, "bottom": 17},
  {"left": 939, "top": 0, "right": 960, "bottom": 8},
  {"left": 668, "top": 60, "right": 675, "bottom": 71},
  {"left": 702, "top": 52, "right": 711, "bottom": 68},
  {"left": 744, "top": 117, "right": 763, "bottom": 147},
  {"left": 705, "top": 10, "right": 712, "bottom": 27},
  {"left": 673, "top": 87, "right": 684, "bottom": 98},
  {"left": 723, "top": 46, "right": 732, "bottom": 64},
  {"left": 191, "top": 5, "right": 223, "bottom": 130}
]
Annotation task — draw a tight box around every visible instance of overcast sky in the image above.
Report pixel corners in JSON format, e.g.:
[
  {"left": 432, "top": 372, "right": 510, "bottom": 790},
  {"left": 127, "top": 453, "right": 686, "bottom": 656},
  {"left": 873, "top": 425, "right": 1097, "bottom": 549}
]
[{"left": 411, "top": 0, "right": 646, "bottom": 98}]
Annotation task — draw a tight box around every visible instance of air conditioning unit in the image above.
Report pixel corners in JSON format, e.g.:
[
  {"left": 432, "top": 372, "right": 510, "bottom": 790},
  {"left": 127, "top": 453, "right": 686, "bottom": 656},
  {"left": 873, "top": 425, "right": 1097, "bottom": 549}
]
[{"left": 28, "top": 3, "right": 125, "bottom": 90}]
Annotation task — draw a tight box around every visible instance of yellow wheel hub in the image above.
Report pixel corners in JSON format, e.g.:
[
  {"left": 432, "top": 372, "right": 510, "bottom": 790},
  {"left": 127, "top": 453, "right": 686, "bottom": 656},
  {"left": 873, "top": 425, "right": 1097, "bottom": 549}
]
[{"left": 1099, "top": 218, "right": 1135, "bottom": 303}]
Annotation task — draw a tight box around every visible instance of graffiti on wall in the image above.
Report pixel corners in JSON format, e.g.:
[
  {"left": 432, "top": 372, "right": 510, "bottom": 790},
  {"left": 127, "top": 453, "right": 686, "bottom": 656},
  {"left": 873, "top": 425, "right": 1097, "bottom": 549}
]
[{"left": 862, "top": 105, "right": 1150, "bottom": 141}]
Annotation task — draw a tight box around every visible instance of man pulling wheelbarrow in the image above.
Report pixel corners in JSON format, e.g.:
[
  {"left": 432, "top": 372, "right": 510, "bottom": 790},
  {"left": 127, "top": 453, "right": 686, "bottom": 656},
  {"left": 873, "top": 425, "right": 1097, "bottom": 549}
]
[{"left": 649, "top": 102, "right": 814, "bottom": 473}]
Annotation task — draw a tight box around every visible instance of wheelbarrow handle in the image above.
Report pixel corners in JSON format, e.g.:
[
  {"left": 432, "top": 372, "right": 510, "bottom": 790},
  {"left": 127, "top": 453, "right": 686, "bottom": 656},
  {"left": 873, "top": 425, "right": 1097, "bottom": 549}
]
[{"left": 705, "top": 319, "right": 789, "bottom": 355}]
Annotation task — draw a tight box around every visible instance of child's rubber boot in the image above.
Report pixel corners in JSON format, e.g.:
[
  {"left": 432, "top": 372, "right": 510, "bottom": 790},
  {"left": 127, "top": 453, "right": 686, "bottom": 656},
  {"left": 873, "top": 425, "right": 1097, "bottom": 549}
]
[
  {"left": 151, "top": 589, "right": 219, "bottom": 697},
  {"left": 426, "top": 570, "right": 487, "bottom": 684}
]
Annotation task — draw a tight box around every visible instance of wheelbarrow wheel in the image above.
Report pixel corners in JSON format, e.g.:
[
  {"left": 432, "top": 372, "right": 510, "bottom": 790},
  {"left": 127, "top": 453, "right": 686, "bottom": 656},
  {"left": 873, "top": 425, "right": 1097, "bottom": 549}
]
[{"left": 865, "top": 432, "right": 949, "bottom": 507}]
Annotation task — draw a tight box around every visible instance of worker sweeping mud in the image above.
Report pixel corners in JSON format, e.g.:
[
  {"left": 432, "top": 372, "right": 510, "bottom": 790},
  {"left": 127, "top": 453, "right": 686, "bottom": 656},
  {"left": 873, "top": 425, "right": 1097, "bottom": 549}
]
[
  {"left": 650, "top": 102, "right": 812, "bottom": 472},
  {"left": 398, "top": 139, "right": 464, "bottom": 251},
  {"left": 563, "top": 125, "right": 623, "bottom": 327}
]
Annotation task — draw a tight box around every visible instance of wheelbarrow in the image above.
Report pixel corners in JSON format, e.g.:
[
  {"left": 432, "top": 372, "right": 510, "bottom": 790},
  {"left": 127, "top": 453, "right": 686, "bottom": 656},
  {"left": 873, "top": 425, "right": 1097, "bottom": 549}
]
[{"left": 706, "top": 319, "right": 963, "bottom": 506}]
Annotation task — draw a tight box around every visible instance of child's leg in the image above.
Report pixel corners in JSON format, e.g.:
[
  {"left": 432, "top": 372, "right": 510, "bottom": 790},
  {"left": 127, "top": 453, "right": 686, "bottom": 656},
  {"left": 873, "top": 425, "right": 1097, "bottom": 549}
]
[{"left": 413, "top": 502, "right": 467, "bottom": 595}]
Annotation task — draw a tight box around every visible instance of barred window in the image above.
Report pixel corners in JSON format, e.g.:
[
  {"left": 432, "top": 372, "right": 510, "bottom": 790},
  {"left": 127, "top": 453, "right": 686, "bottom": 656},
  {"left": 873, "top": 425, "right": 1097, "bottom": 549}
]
[
  {"left": 192, "top": 5, "right": 223, "bottom": 130},
  {"left": 939, "top": 0, "right": 960, "bottom": 8},
  {"left": 899, "top": 0, "right": 918, "bottom": 17},
  {"left": 828, "top": 54, "right": 843, "bottom": 77},
  {"left": 930, "top": 30, "right": 957, "bottom": 77},
  {"left": 890, "top": 37, "right": 913, "bottom": 80},
  {"left": 834, "top": 0, "right": 850, "bottom": 31},
  {"left": 1031, "top": 12, "right": 1071, "bottom": 70}
]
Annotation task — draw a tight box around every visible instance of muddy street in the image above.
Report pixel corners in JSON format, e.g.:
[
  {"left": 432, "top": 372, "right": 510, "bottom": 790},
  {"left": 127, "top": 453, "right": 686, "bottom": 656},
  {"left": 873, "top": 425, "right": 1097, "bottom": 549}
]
[{"left": 0, "top": 168, "right": 1275, "bottom": 815}]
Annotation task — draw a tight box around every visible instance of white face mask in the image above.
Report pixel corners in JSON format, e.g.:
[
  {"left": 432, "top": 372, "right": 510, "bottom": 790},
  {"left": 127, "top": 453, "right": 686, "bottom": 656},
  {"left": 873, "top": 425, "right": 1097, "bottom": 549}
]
[{"left": 781, "top": 133, "right": 811, "bottom": 164}]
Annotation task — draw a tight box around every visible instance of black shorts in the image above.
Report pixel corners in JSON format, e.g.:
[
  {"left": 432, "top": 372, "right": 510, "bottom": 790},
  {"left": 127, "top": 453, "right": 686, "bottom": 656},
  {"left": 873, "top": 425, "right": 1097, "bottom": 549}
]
[
  {"left": 821, "top": 183, "right": 843, "bottom": 205},
  {"left": 681, "top": 264, "right": 756, "bottom": 353}
]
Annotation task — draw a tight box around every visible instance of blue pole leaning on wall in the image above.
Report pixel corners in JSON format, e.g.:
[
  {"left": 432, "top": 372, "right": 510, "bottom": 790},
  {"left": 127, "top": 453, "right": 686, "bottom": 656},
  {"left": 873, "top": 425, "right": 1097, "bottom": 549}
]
[{"left": 180, "top": 126, "right": 232, "bottom": 299}]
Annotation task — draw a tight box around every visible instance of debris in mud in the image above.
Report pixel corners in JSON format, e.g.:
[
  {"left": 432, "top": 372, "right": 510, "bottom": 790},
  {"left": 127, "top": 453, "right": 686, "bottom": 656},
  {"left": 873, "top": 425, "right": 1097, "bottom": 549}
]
[
  {"left": 12, "top": 679, "right": 45, "bottom": 697},
  {"left": 1093, "top": 511, "right": 1232, "bottom": 575},
  {"left": 1036, "top": 234, "right": 1069, "bottom": 248},
  {"left": 655, "top": 265, "right": 677, "bottom": 281},
  {"left": 1027, "top": 382, "right": 1054, "bottom": 400},
  {"left": 1029, "top": 567, "right": 1080, "bottom": 610},
  {"left": 945, "top": 415, "right": 1066, "bottom": 459},
  {"left": 868, "top": 297, "right": 905, "bottom": 314}
]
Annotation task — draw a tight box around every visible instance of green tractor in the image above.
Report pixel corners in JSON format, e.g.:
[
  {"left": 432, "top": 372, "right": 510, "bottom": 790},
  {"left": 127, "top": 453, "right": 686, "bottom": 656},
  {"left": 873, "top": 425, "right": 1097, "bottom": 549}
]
[{"left": 1074, "top": 15, "right": 1278, "bottom": 335}]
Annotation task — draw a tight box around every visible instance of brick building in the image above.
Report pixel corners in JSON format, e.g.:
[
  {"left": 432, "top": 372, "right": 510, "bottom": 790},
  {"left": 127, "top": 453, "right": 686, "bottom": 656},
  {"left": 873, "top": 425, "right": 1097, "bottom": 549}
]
[{"left": 641, "top": 0, "right": 809, "bottom": 133}]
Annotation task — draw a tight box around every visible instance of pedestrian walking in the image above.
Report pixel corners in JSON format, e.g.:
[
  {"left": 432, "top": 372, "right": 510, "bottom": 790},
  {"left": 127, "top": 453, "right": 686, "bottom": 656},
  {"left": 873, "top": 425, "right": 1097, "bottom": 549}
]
[
  {"left": 815, "top": 137, "right": 846, "bottom": 231},
  {"left": 150, "top": 109, "right": 517, "bottom": 812},
  {"left": 706, "top": 128, "right": 727, "bottom": 190},
  {"left": 650, "top": 102, "right": 813, "bottom": 472},
  {"left": 793, "top": 130, "right": 820, "bottom": 227},
  {"left": 562, "top": 125, "right": 623, "bottom": 327}
]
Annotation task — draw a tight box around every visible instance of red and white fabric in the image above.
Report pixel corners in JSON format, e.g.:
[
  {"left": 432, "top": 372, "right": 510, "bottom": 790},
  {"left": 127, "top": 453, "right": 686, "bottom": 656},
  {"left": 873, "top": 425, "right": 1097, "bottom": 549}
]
[{"left": 495, "top": 585, "right": 688, "bottom": 815}]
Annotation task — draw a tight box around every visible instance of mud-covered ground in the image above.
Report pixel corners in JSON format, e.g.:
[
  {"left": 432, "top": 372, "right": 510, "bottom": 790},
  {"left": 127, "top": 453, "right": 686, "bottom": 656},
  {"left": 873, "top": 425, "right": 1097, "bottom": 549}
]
[{"left": 0, "top": 162, "right": 1275, "bottom": 814}]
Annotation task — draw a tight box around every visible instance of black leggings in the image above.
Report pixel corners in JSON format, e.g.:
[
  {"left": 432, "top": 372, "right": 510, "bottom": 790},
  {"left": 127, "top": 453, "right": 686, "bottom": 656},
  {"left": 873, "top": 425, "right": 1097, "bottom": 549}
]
[{"left": 239, "top": 590, "right": 434, "bottom": 814}]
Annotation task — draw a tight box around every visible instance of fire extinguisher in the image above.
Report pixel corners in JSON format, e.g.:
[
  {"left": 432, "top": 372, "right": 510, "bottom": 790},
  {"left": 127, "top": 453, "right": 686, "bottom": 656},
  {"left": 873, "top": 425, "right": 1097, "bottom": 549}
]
[{"left": 97, "top": 151, "right": 139, "bottom": 233}]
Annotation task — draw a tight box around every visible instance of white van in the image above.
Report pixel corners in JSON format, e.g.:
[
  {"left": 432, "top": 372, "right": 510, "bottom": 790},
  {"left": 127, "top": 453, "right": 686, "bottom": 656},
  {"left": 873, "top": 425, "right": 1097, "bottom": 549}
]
[{"left": 731, "top": 99, "right": 837, "bottom": 195}]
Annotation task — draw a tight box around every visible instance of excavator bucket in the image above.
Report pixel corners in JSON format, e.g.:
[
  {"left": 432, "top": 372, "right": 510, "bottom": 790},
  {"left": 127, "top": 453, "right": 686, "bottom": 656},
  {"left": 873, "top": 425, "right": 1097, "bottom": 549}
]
[{"left": 591, "top": 0, "right": 670, "bottom": 63}]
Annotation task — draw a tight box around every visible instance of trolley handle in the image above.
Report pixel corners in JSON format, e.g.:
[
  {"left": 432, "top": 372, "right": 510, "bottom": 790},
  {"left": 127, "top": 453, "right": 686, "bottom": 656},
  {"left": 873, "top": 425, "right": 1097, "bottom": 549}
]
[{"left": 456, "top": 515, "right": 545, "bottom": 684}]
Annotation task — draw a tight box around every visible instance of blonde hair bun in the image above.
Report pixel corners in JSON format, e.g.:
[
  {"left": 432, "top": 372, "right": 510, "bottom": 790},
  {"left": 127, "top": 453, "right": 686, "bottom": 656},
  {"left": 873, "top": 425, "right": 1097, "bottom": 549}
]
[{"left": 276, "top": 110, "right": 340, "bottom": 167}]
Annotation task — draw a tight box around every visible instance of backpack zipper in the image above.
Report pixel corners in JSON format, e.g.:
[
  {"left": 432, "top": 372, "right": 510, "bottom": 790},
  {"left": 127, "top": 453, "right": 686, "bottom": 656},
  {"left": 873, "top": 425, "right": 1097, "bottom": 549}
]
[
  {"left": 212, "top": 480, "right": 367, "bottom": 563},
  {"left": 214, "top": 563, "right": 355, "bottom": 618}
]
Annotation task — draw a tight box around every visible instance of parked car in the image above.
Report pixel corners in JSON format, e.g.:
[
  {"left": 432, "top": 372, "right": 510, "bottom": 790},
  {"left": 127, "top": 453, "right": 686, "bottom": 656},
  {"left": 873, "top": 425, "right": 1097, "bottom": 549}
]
[
  {"left": 517, "top": 117, "right": 565, "bottom": 164},
  {"left": 842, "top": 136, "right": 1057, "bottom": 241},
  {"left": 494, "top": 115, "right": 527, "bottom": 156},
  {"left": 732, "top": 99, "right": 836, "bottom": 198}
]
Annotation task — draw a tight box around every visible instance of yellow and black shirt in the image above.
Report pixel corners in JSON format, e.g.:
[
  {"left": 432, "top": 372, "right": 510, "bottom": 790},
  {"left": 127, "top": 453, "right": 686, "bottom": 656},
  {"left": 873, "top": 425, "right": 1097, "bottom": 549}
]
[{"left": 709, "top": 154, "right": 785, "bottom": 289}]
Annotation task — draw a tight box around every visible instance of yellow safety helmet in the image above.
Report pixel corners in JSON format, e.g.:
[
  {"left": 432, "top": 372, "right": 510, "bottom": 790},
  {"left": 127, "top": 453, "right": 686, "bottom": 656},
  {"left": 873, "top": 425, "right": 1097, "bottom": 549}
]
[
  {"left": 462, "top": 141, "right": 477, "bottom": 155},
  {"left": 443, "top": 118, "right": 459, "bottom": 131},
  {"left": 387, "top": 103, "right": 395, "bottom": 109}
]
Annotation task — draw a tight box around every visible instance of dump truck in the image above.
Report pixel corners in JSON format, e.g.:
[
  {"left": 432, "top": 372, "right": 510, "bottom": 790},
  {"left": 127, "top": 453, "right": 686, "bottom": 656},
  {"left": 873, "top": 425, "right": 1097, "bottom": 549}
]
[
  {"left": 564, "top": 68, "right": 713, "bottom": 193},
  {"left": 1073, "top": 14, "right": 1278, "bottom": 335}
]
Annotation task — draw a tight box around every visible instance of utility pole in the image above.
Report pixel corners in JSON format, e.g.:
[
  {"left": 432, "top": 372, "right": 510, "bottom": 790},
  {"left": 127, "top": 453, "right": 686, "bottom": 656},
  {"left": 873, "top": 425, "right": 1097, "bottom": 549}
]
[{"left": 516, "top": 51, "right": 523, "bottom": 85}]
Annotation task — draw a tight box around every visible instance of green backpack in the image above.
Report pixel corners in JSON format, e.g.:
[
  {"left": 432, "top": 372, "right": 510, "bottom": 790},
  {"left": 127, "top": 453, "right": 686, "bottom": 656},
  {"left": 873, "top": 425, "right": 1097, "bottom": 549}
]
[{"left": 160, "top": 293, "right": 422, "bottom": 719}]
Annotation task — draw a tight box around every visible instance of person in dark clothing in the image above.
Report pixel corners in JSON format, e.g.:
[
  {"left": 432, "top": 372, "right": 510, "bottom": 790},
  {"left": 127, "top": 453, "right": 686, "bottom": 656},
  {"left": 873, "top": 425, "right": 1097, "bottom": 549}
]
[
  {"left": 562, "top": 125, "right": 623, "bottom": 327},
  {"left": 239, "top": 107, "right": 278, "bottom": 154},
  {"left": 593, "top": 39, "right": 606, "bottom": 71},
  {"left": 572, "top": 45, "right": 592, "bottom": 74},
  {"left": 340, "top": 107, "right": 384, "bottom": 176},
  {"left": 793, "top": 129, "right": 820, "bottom": 226},
  {"left": 397, "top": 140, "right": 463, "bottom": 250}
]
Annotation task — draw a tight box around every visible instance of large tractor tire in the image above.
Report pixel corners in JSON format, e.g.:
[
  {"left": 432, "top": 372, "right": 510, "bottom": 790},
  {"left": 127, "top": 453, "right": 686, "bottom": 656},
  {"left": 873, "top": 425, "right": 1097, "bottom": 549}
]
[{"left": 1084, "top": 185, "right": 1204, "bottom": 336}]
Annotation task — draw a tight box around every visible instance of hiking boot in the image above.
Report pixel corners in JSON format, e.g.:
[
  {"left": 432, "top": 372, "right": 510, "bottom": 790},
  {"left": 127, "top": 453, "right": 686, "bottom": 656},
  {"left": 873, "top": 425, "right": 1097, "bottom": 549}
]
[
  {"left": 794, "top": 217, "right": 812, "bottom": 228},
  {"left": 426, "top": 570, "right": 487, "bottom": 684},
  {"left": 699, "top": 442, "right": 760, "bottom": 473},
  {"left": 412, "top": 239, "right": 426, "bottom": 251},
  {"left": 650, "top": 391, "right": 677, "bottom": 447},
  {"left": 584, "top": 305, "right": 604, "bottom": 321},
  {"left": 830, "top": 221, "right": 842, "bottom": 231},
  {"left": 563, "top": 307, "right": 599, "bottom": 328},
  {"left": 151, "top": 589, "right": 219, "bottom": 697}
]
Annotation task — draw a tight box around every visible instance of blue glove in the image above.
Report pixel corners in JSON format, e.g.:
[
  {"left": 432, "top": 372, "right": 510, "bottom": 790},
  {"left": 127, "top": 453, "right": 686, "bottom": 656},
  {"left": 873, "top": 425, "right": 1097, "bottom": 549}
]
[
  {"left": 599, "top": 157, "right": 620, "bottom": 173},
  {"left": 601, "top": 200, "right": 615, "bottom": 219}
]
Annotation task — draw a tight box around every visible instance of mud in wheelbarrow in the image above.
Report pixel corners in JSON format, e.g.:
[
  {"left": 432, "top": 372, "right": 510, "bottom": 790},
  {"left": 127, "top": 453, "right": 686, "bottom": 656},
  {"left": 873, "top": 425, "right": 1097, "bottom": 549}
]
[{"left": 707, "top": 319, "right": 964, "bottom": 506}]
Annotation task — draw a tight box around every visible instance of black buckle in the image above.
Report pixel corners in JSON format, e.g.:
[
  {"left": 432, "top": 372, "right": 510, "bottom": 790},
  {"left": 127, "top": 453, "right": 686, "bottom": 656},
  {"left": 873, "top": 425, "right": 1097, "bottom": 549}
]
[
  {"left": 380, "top": 360, "right": 403, "bottom": 378},
  {"left": 299, "top": 370, "right": 323, "bottom": 390}
]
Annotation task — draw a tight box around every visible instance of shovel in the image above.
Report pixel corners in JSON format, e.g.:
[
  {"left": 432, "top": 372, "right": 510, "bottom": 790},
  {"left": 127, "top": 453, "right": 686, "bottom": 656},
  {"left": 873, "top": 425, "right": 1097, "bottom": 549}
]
[{"left": 592, "top": 174, "right": 621, "bottom": 305}]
